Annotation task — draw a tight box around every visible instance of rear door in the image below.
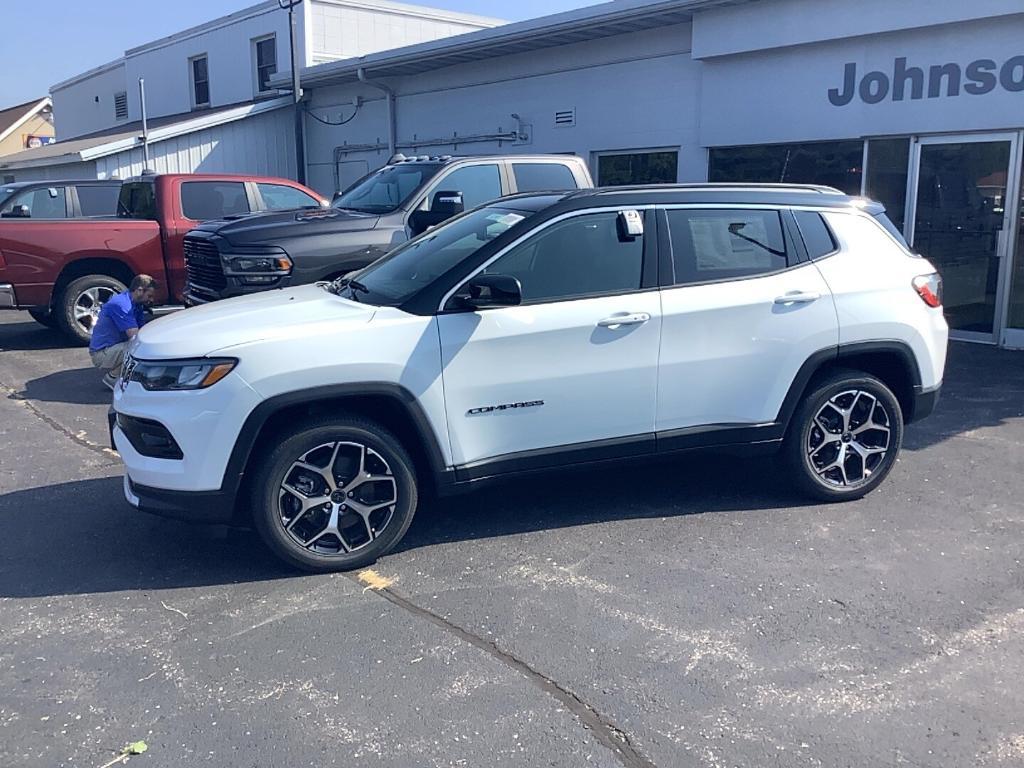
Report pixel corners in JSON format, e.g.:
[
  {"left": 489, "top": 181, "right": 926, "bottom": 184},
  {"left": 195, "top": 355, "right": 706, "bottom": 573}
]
[
  {"left": 655, "top": 206, "right": 838, "bottom": 444},
  {"left": 437, "top": 208, "right": 661, "bottom": 475}
]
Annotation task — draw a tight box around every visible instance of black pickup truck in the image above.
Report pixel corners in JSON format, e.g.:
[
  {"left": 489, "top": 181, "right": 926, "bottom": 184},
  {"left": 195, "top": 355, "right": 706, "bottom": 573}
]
[{"left": 181, "top": 154, "right": 593, "bottom": 304}]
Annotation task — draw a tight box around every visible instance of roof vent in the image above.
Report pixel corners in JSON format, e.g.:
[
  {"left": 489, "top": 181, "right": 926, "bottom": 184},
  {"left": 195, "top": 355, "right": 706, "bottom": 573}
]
[
  {"left": 114, "top": 92, "right": 128, "bottom": 121},
  {"left": 554, "top": 108, "right": 576, "bottom": 128}
]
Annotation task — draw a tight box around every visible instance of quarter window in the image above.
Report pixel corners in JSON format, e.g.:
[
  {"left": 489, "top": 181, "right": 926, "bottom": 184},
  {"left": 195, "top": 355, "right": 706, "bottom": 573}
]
[
  {"left": 483, "top": 211, "right": 644, "bottom": 304},
  {"left": 666, "top": 208, "right": 789, "bottom": 285},
  {"left": 257, "top": 183, "right": 320, "bottom": 211},
  {"left": 191, "top": 55, "right": 210, "bottom": 108},
  {"left": 181, "top": 181, "right": 250, "bottom": 221},
  {"left": 427, "top": 164, "right": 501, "bottom": 211},
  {"left": 793, "top": 210, "right": 837, "bottom": 259},
  {"left": 512, "top": 163, "right": 577, "bottom": 193}
]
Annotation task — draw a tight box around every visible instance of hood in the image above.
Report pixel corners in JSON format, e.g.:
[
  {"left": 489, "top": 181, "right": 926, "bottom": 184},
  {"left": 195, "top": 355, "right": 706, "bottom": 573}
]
[
  {"left": 133, "top": 285, "right": 375, "bottom": 359},
  {"left": 195, "top": 207, "right": 380, "bottom": 247}
]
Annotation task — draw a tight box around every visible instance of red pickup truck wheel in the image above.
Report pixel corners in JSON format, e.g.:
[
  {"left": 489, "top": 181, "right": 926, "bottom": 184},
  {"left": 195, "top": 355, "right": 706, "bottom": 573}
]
[{"left": 56, "top": 275, "right": 127, "bottom": 346}]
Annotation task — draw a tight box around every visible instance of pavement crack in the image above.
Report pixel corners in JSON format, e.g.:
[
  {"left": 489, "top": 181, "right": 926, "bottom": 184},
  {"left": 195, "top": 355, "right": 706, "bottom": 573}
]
[
  {"left": 1, "top": 383, "right": 119, "bottom": 461},
  {"left": 348, "top": 574, "right": 658, "bottom": 768}
]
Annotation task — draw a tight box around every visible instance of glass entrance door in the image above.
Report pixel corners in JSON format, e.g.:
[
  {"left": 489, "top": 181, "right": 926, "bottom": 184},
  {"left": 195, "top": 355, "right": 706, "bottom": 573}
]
[{"left": 908, "top": 134, "right": 1021, "bottom": 342}]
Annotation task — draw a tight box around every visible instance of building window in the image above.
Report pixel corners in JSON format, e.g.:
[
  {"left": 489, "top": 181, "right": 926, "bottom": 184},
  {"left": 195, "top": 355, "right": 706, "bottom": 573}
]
[
  {"left": 864, "top": 138, "right": 911, "bottom": 235},
  {"left": 114, "top": 91, "right": 128, "bottom": 121},
  {"left": 708, "top": 140, "right": 864, "bottom": 195},
  {"left": 190, "top": 55, "right": 210, "bottom": 108},
  {"left": 253, "top": 35, "right": 277, "bottom": 94},
  {"left": 595, "top": 150, "right": 678, "bottom": 186}
]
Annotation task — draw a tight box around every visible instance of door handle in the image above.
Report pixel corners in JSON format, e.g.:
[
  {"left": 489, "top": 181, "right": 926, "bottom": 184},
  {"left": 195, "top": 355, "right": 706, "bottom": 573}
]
[
  {"left": 597, "top": 312, "right": 651, "bottom": 329},
  {"left": 774, "top": 292, "right": 821, "bottom": 305}
]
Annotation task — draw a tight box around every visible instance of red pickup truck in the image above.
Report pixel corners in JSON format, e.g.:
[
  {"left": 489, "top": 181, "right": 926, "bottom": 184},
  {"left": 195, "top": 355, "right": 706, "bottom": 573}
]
[{"left": 0, "top": 172, "right": 326, "bottom": 343}]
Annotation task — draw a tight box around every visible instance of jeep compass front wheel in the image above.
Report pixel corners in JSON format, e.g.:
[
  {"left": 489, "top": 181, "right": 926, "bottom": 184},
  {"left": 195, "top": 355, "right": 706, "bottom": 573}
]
[
  {"left": 786, "top": 370, "right": 904, "bottom": 502},
  {"left": 251, "top": 417, "right": 418, "bottom": 572}
]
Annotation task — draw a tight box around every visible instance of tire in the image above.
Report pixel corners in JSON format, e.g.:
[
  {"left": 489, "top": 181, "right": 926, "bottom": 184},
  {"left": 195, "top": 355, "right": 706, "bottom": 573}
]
[
  {"left": 784, "top": 369, "right": 904, "bottom": 502},
  {"left": 28, "top": 307, "right": 58, "bottom": 329},
  {"left": 56, "top": 274, "right": 127, "bottom": 346},
  {"left": 250, "top": 416, "right": 419, "bottom": 572}
]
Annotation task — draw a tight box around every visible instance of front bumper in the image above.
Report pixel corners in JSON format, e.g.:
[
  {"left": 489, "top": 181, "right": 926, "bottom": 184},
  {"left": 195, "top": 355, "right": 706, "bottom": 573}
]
[
  {"left": 0, "top": 283, "right": 16, "bottom": 308},
  {"left": 123, "top": 474, "right": 238, "bottom": 524}
]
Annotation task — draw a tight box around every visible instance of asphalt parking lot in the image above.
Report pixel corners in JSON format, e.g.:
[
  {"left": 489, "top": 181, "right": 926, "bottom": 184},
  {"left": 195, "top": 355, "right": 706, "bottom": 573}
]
[{"left": 1, "top": 310, "right": 1023, "bottom": 768}]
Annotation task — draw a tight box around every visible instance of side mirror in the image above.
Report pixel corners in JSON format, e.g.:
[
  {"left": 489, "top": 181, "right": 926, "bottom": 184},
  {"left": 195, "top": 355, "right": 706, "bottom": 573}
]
[
  {"left": 1, "top": 204, "right": 30, "bottom": 218},
  {"left": 451, "top": 273, "right": 522, "bottom": 310},
  {"left": 409, "top": 190, "right": 465, "bottom": 236},
  {"left": 47, "top": 187, "right": 59, "bottom": 199}
]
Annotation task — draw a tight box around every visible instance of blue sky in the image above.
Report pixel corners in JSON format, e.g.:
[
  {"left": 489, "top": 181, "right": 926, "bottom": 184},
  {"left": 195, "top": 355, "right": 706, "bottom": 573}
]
[{"left": 1, "top": 0, "right": 604, "bottom": 107}]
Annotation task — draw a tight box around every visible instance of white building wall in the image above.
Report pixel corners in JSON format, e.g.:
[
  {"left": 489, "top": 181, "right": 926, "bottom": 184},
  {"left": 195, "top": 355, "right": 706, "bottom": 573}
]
[
  {"left": 308, "top": 0, "right": 499, "bottom": 64},
  {"left": 121, "top": 4, "right": 293, "bottom": 125},
  {"left": 51, "top": 62, "right": 128, "bottom": 140},
  {"left": 303, "top": 24, "right": 702, "bottom": 195},
  {"left": 93, "top": 106, "right": 297, "bottom": 181}
]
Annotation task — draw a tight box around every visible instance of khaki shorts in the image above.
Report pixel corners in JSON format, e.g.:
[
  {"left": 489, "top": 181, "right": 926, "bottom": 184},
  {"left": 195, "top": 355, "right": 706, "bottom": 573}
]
[{"left": 90, "top": 341, "right": 129, "bottom": 375}]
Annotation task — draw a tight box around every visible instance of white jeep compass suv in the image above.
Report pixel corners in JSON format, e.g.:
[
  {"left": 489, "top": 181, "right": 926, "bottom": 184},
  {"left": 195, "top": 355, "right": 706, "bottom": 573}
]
[{"left": 111, "top": 185, "right": 948, "bottom": 572}]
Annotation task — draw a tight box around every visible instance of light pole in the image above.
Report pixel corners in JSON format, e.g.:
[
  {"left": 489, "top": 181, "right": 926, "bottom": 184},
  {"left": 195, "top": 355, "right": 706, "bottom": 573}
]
[{"left": 279, "top": 0, "right": 306, "bottom": 184}]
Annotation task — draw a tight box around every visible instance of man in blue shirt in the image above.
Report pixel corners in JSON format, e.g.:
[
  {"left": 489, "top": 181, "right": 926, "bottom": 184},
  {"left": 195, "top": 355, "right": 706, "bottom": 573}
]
[{"left": 89, "top": 275, "right": 158, "bottom": 390}]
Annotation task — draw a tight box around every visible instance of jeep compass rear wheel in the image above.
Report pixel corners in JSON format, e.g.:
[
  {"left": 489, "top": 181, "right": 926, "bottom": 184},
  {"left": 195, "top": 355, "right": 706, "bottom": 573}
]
[
  {"left": 786, "top": 370, "right": 904, "bottom": 502},
  {"left": 251, "top": 417, "right": 418, "bottom": 572}
]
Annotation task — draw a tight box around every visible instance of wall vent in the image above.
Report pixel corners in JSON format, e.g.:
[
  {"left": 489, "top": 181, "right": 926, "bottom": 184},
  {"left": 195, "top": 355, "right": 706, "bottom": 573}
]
[
  {"left": 114, "top": 92, "right": 128, "bottom": 121},
  {"left": 554, "top": 108, "right": 576, "bottom": 128}
]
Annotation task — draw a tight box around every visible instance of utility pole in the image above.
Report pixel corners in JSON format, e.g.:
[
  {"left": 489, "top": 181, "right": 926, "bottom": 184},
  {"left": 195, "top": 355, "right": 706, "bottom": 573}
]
[
  {"left": 138, "top": 78, "right": 151, "bottom": 169},
  {"left": 279, "top": 0, "right": 306, "bottom": 184}
]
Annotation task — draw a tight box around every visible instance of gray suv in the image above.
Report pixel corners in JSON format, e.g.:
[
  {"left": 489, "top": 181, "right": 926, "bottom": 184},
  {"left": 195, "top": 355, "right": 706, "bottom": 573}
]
[{"left": 181, "top": 154, "right": 593, "bottom": 304}]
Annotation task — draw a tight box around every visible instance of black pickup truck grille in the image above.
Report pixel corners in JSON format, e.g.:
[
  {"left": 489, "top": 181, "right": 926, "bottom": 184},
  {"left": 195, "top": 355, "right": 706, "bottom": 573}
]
[{"left": 183, "top": 236, "right": 226, "bottom": 294}]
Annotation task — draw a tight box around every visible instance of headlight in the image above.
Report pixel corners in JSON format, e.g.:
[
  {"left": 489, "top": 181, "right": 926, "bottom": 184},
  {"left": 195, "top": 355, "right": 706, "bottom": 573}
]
[
  {"left": 128, "top": 358, "right": 237, "bottom": 391},
  {"left": 222, "top": 247, "right": 292, "bottom": 276}
]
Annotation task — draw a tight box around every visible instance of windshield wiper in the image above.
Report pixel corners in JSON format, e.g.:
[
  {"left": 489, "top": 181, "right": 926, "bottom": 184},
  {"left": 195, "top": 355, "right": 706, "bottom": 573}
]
[{"left": 327, "top": 276, "right": 370, "bottom": 300}]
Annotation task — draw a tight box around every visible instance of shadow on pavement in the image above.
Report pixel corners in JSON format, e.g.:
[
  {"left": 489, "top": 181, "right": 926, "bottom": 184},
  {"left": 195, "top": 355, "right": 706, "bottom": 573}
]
[
  {"left": 904, "top": 342, "right": 1024, "bottom": 452},
  {"left": 0, "top": 317, "right": 77, "bottom": 352},
  {"left": 19, "top": 367, "right": 111, "bottom": 405},
  {"left": 0, "top": 455, "right": 803, "bottom": 598},
  {"left": 0, "top": 477, "right": 290, "bottom": 599}
]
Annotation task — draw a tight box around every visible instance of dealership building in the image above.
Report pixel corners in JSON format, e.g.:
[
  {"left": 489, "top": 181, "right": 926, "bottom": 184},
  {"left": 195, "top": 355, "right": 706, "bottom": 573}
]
[{"left": 2, "top": 0, "right": 1023, "bottom": 347}]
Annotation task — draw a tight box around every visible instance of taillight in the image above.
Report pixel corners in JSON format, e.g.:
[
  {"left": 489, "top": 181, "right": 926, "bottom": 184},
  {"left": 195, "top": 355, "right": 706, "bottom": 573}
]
[{"left": 913, "top": 273, "right": 942, "bottom": 308}]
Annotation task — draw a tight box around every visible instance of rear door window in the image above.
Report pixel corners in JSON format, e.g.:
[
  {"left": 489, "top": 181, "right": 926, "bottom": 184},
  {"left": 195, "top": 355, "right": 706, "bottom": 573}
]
[
  {"left": 257, "top": 182, "right": 320, "bottom": 211},
  {"left": 181, "top": 181, "right": 250, "bottom": 221},
  {"left": 76, "top": 185, "right": 121, "bottom": 217},
  {"left": 666, "top": 208, "right": 790, "bottom": 285},
  {"left": 512, "top": 163, "right": 578, "bottom": 193}
]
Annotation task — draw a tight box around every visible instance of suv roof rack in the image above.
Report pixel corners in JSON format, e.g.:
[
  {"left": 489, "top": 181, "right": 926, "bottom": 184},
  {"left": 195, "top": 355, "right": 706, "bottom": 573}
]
[{"left": 588, "top": 182, "right": 846, "bottom": 196}]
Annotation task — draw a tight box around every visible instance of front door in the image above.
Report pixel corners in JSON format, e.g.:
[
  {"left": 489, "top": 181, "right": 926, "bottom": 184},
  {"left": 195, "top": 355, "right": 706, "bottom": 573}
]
[
  {"left": 908, "top": 133, "right": 1022, "bottom": 343},
  {"left": 437, "top": 209, "right": 661, "bottom": 474}
]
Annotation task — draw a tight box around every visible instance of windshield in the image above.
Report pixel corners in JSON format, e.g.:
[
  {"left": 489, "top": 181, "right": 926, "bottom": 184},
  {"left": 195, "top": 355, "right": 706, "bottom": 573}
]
[
  {"left": 332, "top": 163, "right": 441, "bottom": 214},
  {"left": 328, "top": 206, "right": 534, "bottom": 306}
]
